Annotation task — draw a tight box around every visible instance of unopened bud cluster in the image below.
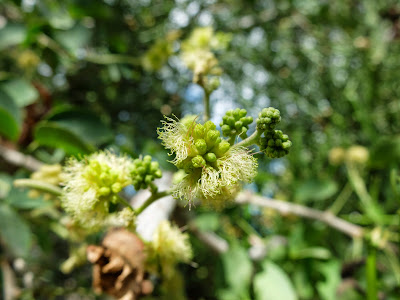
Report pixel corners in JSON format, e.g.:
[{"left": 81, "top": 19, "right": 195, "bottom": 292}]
[
  {"left": 131, "top": 155, "right": 162, "bottom": 191},
  {"left": 256, "top": 107, "right": 281, "bottom": 131},
  {"left": 221, "top": 108, "right": 253, "bottom": 140},
  {"left": 256, "top": 107, "right": 292, "bottom": 158},
  {"left": 259, "top": 130, "right": 292, "bottom": 158}
]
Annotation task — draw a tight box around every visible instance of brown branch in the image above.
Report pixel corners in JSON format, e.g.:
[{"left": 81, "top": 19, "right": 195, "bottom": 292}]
[
  {"left": 236, "top": 191, "right": 364, "bottom": 239},
  {"left": 0, "top": 144, "right": 42, "bottom": 172},
  {"left": 1, "top": 260, "right": 20, "bottom": 300}
]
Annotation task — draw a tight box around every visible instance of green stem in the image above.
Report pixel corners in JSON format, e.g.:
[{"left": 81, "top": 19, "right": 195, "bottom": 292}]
[
  {"left": 328, "top": 183, "right": 352, "bottom": 215},
  {"left": 135, "top": 190, "right": 171, "bottom": 215},
  {"left": 366, "top": 245, "right": 378, "bottom": 300},
  {"left": 85, "top": 52, "right": 140, "bottom": 65},
  {"left": 13, "top": 179, "right": 63, "bottom": 196},
  {"left": 116, "top": 194, "right": 135, "bottom": 211},
  {"left": 347, "top": 164, "right": 384, "bottom": 224},
  {"left": 203, "top": 90, "right": 211, "bottom": 122},
  {"left": 236, "top": 130, "right": 263, "bottom": 148}
]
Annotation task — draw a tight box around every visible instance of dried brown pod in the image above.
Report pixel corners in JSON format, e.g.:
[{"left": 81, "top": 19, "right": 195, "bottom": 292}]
[{"left": 87, "top": 228, "right": 153, "bottom": 300}]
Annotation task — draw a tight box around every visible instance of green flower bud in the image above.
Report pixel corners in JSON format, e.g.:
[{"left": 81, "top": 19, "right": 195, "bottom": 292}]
[
  {"left": 111, "top": 183, "right": 122, "bottom": 193},
  {"left": 206, "top": 130, "right": 220, "bottom": 147},
  {"left": 192, "top": 155, "right": 206, "bottom": 168},
  {"left": 150, "top": 161, "right": 159, "bottom": 172},
  {"left": 221, "top": 124, "right": 231, "bottom": 135},
  {"left": 195, "top": 139, "right": 207, "bottom": 155},
  {"left": 193, "top": 124, "right": 205, "bottom": 139},
  {"left": 145, "top": 175, "right": 153, "bottom": 184},
  {"left": 235, "top": 120, "right": 243, "bottom": 130},
  {"left": 204, "top": 120, "right": 216, "bottom": 131},
  {"left": 214, "top": 141, "right": 230, "bottom": 157},
  {"left": 99, "top": 187, "right": 111, "bottom": 196},
  {"left": 143, "top": 155, "right": 152, "bottom": 164},
  {"left": 205, "top": 152, "right": 217, "bottom": 162}
]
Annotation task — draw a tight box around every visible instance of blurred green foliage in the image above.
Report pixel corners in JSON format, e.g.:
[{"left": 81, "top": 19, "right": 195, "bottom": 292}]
[{"left": 0, "top": 0, "right": 400, "bottom": 299}]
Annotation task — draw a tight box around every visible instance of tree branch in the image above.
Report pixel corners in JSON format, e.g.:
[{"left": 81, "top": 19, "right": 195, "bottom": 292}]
[
  {"left": 236, "top": 191, "right": 364, "bottom": 239},
  {"left": 189, "top": 224, "right": 229, "bottom": 254},
  {"left": 0, "top": 144, "right": 42, "bottom": 172}
]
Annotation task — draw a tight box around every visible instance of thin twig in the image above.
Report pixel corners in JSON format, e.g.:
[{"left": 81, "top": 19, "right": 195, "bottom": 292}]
[
  {"left": 0, "top": 144, "right": 42, "bottom": 171},
  {"left": 1, "top": 260, "right": 20, "bottom": 300},
  {"left": 236, "top": 191, "right": 364, "bottom": 238},
  {"left": 189, "top": 224, "right": 229, "bottom": 254}
]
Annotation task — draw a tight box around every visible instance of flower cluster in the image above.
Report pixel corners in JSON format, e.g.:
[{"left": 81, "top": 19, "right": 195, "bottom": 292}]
[
  {"left": 147, "top": 221, "right": 192, "bottom": 278},
  {"left": 158, "top": 116, "right": 257, "bottom": 208},
  {"left": 60, "top": 151, "right": 134, "bottom": 226},
  {"left": 180, "top": 27, "right": 231, "bottom": 84},
  {"left": 131, "top": 155, "right": 162, "bottom": 192},
  {"left": 28, "top": 164, "right": 62, "bottom": 199},
  {"left": 220, "top": 108, "right": 253, "bottom": 141}
]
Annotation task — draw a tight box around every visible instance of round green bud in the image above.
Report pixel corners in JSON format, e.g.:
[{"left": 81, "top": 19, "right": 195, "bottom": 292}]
[
  {"left": 192, "top": 155, "right": 206, "bottom": 168},
  {"left": 195, "top": 139, "right": 207, "bottom": 155},
  {"left": 99, "top": 187, "right": 111, "bottom": 196},
  {"left": 235, "top": 120, "right": 243, "bottom": 130},
  {"left": 145, "top": 174, "right": 153, "bottom": 184},
  {"left": 137, "top": 166, "right": 146, "bottom": 175},
  {"left": 154, "top": 169, "right": 162, "bottom": 178},
  {"left": 206, "top": 130, "right": 220, "bottom": 147},
  {"left": 221, "top": 124, "right": 231, "bottom": 134},
  {"left": 227, "top": 116, "right": 235, "bottom": 126},
  {"left": 204, "top": 120, "right": 216, "bottom": 131},
  {"left": 205, "top": 152, "right": 217, "bottom": 162},
  {"left": 150, "top": 161, "right": 159, "bottom": 172},
  {"left": 111, "top": 182, "right": 122, "bottom": 193},
  {"left": 194, "top": 124, "right": 205, "bottom": 139},
  {"left": 143, "top": 155, "right": 152, "bottom": 164},
  {"left": 214, "top": 141, "right": 231, "bottom": 157}
]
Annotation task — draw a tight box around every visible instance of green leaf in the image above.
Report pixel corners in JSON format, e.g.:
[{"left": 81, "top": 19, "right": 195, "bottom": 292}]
[
  {"left": 0, "top": 90, "right": 21, "bottom": 140},
  {"left": 296, "top": 179, "right": 338, "bottom": 203},
  {"left": 7, "top": 186, "right": 52, "bottom": 210},
  {"left": 34, "top": 108, "right": 113, "bottom": 155},
  {"left": 53, "top": 24, "right": 91, "bottom": 55},
  {"left": 194, "top": 213, "right": 220, "bottom": 231},
  {"left": 0, "top": 204, "right": 32, "bottom": 257},
  {"left": 1, "top": 79, "right": 39, "bottom": 107},
  {"left": 219, "top": 243, "right": 252, "bottom": 299},
  {"left": 316, "top": 260, "right": 341, "bottom": 300},
  {"left": 0, "top": 173, "right": 13, "bottom": 199},
  {"left": 369, "top": 136, "right": 400, "bottom": 169},
  {"left": 46, "top": 108, "right": 113, "bottom": 146},
  {"left": 34, "top": 121, "right": 92, "bottom": 155},
  {"left": 0, "top": 23, "right": 26, "bottom": 50},
  {"left": 254, "top": 260, "right": 298, "bottom": 300}
]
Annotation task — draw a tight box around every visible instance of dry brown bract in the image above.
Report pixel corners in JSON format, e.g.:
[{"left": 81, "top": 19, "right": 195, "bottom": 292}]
[{"left": 87, "top": 228, "right": 153, "bottom": 300}]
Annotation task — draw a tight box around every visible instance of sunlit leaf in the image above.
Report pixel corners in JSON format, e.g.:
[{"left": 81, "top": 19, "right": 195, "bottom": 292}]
[
  {"left": 254, "top": 260, "right": 298, "bottom": 300},
  {"left": 1, "top": 78, "right": 39, "bottom": 107},
  {"left": 0, "top": 23, "right": 26, "bottom": 50}
]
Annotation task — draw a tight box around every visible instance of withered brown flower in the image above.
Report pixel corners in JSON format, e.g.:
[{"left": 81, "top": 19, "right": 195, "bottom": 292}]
[{"left": 87, "top": 228, "right": 153, "bottom": 300}]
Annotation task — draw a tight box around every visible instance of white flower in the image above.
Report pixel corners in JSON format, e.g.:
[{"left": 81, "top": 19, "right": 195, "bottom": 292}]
[{"left": 60, "top": 151, "right": 134, "bottom": 226}]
